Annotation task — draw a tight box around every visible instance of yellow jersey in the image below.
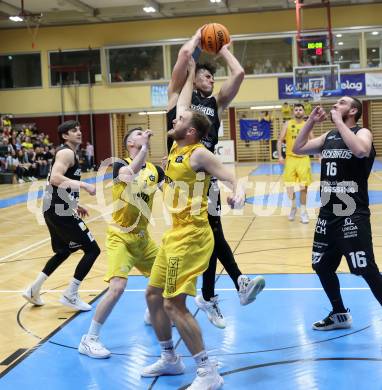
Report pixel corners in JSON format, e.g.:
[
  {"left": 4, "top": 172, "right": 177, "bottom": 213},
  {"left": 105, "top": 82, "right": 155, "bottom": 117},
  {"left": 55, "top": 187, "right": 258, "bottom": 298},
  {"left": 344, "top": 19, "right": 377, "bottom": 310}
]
[
  {"left": 111, "top": 157, "right": 163, "bottom": 233},
  {"left": 285, "top": 119, "right": 306, "bottom": 157},
  {"left": 164, "top": 142, "right": 211, "bottom": 227}
]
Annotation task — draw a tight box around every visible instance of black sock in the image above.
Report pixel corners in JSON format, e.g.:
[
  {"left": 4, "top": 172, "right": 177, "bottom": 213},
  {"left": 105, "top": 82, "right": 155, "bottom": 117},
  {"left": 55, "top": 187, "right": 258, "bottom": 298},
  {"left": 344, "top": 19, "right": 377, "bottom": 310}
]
[{"left": 317, "top": 272, "right": 347, "bottom": 313}]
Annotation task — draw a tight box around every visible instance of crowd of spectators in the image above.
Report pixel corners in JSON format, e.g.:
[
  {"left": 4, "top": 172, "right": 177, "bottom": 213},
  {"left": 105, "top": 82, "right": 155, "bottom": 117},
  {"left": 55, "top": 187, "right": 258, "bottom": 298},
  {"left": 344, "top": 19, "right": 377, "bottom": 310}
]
[
  {"left": 0, "top": 115, "right": 97, "bottom": 184},
  {"left": 112, "top": 67, "right": 162, "bottom": 82},
  {"left": 244, "top": 59, "right": 293, "bottom": 75},
  {"left": 0, "top": 116, "right": 55, "bottom": 184}
]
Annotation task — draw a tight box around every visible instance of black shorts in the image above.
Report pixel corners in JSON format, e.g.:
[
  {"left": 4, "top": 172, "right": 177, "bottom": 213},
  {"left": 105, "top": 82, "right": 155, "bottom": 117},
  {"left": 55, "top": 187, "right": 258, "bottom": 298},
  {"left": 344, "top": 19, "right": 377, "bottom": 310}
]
[
  {"left": 312, "top": 212, "right": 378, "bottom": 275},
  {"left": 44, "top": 209, "right": 95, "bottom": 253}
]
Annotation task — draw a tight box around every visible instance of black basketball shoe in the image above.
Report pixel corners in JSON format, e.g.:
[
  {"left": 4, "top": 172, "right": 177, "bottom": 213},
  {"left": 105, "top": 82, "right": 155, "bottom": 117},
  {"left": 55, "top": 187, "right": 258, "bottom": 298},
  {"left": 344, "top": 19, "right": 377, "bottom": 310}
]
[{"left": 312, "top": 309, "right": 352, "bottom": 331}]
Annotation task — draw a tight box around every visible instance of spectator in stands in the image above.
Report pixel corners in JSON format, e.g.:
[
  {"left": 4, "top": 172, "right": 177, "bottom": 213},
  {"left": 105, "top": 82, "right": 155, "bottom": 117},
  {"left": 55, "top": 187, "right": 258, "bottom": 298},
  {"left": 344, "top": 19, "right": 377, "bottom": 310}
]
[
  {"left": 275, "top": 62, "right": 286, "bottom": 73},
  {"left": 35, "top": 146, "right": 49, "bottom": 178},
  {"left": 244, "top": 60, "right": 254, "bottom": 74},
  {"left": 285, "top": 61, "right": 293, "bottom": 72},
  {"left": 113, "top": 69, "right": 125, "bottom": 82},
  {"left": 43, "top": 134, "right": 51, "bottom": 146},
  {"left": 85, "top": 141, "right": 94, "bottom": 171},
  {"left": 264, "top": 59, "right": 273, "bottom": 73},
  {"left": 2, "top": 137, "right": 14, "bottom": 156},
  {"left": 22, "top": 136, "right": 34, "bottom": 150},
  {"left": 17, "top": 149, "right": 37, "bottom": 182}
]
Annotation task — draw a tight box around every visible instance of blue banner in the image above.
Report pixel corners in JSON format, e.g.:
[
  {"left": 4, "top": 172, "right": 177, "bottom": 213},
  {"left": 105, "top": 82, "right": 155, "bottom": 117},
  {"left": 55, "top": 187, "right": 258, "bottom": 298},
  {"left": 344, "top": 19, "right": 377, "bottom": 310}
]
[
  {"left": 278, "top": 73, "right": 366, "bottom": 99},
  {"left": 151, "top": 84, "right": 168, "bottom": 107},
  {"left": 239, "top": 119, "right": 271, "bottom": 141}
]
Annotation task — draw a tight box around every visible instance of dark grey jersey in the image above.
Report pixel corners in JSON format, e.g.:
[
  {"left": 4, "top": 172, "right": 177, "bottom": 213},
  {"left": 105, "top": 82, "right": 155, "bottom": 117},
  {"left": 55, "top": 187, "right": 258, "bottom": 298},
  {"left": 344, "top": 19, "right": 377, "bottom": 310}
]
[{"left": 320, "top": 126, "right": 375, "bottom": 216}]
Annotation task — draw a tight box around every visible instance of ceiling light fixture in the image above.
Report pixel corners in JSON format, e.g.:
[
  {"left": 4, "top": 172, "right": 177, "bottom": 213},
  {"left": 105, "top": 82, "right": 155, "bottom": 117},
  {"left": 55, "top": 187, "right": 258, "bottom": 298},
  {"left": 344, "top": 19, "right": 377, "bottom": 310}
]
[
  {"left": 336, "top": 34, "right": 342, "bottom": 38},
  {"left": 250, "top": 105, "right": 282, "bottom": 110},
  {"left": 138, "top": 110, "right": 166, "bottom": 115},
  {"left": 210, "top": 0, "right": 222, "bottom": 3},
  {"left": 338, "top": 42, "right": 344, "bottom": 46},
  {"left": 143, "top": 1, "right": 159, "bottom": 13},
  {"left": 9, "top": 16, "right": 24, "bottom": 22},
  {"left": 371, "top": 31, "right": 379, "bottom": 35}
]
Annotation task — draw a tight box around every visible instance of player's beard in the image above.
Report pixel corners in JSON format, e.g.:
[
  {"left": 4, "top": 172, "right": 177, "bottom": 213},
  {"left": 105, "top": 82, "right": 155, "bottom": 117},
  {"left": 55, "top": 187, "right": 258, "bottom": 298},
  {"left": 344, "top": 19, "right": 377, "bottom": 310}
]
[
  {"left": 168, "top": 128, "right": 184, "bottom": 140},
  {"left": 330, "top": 109, "right": 349, "bottom": 123}
]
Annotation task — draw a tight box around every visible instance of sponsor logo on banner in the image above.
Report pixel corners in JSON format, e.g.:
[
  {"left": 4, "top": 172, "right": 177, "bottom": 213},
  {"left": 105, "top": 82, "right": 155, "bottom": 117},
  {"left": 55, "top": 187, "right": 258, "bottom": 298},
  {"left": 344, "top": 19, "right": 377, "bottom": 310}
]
[
  {"left": 365, "top": 73, "right": 382, "bottom": 96},
  {"left": 216, "top": 140, "right": 235, "bottom": 163},
  {"left": 278, "top": 74, "right": 366, "bottom": 99}
]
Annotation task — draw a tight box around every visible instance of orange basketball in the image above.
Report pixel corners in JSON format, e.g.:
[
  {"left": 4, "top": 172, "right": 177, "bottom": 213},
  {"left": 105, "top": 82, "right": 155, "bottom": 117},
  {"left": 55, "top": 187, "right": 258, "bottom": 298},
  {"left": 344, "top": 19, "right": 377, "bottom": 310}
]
[{"left": 201, "top": 23, "right": 230, "bottom": 54}]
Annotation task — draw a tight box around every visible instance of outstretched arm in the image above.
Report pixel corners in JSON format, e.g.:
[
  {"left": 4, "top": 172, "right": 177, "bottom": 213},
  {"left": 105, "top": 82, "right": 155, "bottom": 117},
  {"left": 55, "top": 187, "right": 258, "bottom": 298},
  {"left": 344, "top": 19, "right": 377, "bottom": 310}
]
[
  {"left": 167, "top": 27, "right": 204, "bottom": 111},
  {"left": 277, "top": 122, "right": 287, "bottom": 164},
  {"left": 176, "top": 59, "right": 196, "bottom": 119},
  {"left": 293, "top": 106, "right": 327, "bottom": 155},
  {"left": 190, "top": 147, "right": 245, "bottom": 209},
  {"left": 50, "top": 148, "right": 95, "bottom": 195},
  {"left": 216, "top": 44, "right": 245, "bottom": 118}
]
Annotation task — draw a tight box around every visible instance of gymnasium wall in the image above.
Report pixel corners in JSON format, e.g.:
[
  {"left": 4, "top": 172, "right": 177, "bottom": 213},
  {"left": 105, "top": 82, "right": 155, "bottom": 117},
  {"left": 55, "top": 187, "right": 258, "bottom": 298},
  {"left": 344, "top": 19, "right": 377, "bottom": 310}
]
[
  {"left": 0, "top": 3, "right": 381, "bottom": 116},
  {"left": 0, "top": 4, "right": 381, "bottom": 162}
]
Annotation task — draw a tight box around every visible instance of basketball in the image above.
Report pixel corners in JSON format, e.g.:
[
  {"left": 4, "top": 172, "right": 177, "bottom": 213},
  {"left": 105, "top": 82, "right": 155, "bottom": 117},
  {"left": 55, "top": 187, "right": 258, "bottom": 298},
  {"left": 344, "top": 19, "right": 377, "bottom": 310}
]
[{"left": 201, "top": 23, "right": 230, "bottom": 54}]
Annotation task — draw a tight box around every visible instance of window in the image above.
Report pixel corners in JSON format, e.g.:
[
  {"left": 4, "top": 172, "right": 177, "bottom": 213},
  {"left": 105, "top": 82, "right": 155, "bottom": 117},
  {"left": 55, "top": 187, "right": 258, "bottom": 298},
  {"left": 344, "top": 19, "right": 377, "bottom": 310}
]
[
  {"left": 49, "top": 49, "right": 101, "bottom": 86},
  {"left": 0, "top": 53, "right": 41, "bottom": 89},
  {"left": 233, "top": 38, "right": 293, "bottom": 75},
  {"left": 169, "top": 44, "right": 228, "bottom": 77},
  {"left": 333, "top": 33, "right": 361, "bottom": 69},
  {"left": 365, "top": 30, "right": 382, "bottom": 68},
  {"left": 107, "top": 46, "right": 164, "bottom": 82}
]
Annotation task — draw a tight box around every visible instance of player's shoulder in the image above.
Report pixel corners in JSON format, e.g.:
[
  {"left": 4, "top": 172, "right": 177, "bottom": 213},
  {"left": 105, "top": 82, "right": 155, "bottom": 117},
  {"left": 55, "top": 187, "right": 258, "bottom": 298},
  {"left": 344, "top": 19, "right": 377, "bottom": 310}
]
[{"left": 55, "top": 146, "right": 75, "bottom": 159}]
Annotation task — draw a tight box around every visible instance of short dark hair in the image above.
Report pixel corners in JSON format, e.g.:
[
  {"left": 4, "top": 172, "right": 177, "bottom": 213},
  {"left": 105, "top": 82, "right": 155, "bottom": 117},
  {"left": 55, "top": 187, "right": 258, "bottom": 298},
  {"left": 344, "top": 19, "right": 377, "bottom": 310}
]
[
  {"left": 350, "top": 96, "right": 362, "bottom": 122},
  {"left": 58, "top": 120, "right": 79, "bottom": 134},
  {"left": 294, "top": 103, "right": 305, "bottom": 110},
  {"left": 123, "top": 127, "right": 142, "bottom": 147},
  {"left": 189, "top": 111, "right": 211, "bottom": 141},
  {"left": 195, "top": 62, "right": 216, "bottom": 76}
]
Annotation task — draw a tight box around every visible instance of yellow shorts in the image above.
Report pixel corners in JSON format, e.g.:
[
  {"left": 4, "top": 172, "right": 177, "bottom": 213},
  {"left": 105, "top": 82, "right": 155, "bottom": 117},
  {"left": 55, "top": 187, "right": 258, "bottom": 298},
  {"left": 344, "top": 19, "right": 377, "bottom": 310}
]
[
  {"left": 149, "top": 223, "right": 214, "bottom": 298},
  {"left": 104, "top": 226, "right": 158, "bottom": 283},
  {"left": 283, "top": 155, "right": 312, "bottom": 186}
]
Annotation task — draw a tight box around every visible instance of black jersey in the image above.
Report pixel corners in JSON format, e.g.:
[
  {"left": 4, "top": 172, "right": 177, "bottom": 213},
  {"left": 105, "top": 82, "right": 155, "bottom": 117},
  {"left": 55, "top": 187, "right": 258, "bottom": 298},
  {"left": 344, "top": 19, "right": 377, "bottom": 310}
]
[
  {"left": 43, "top": 144, "right": 81, "bottom": 213},
  {"left": 319, "top": 125, "right": 375, "bottom": 217},
  {"left": 167, "top": 90, "right": 221, "bottom": 153}
]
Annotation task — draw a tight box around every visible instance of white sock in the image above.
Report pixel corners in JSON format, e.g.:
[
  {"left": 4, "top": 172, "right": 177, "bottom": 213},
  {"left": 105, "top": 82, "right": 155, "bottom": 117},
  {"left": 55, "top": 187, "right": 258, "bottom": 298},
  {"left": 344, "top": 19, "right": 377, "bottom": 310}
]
[
  {"left": 32, "top": 272, "right": 48, "bottom": 292},
  {"left": 301, "top": 205, "right": 307, "bottom": 213},
  {"left": 65, "top": 278, "right": 81, "bottom": 297},
  {"left": 88, "top": 320, "right": 102, "bottom": 337},
  {"left": 159, "top": 339, "right": 176, "bottom": 361},
  {"left": 193, "top": 350, "right": 211, "bottom": 369}
]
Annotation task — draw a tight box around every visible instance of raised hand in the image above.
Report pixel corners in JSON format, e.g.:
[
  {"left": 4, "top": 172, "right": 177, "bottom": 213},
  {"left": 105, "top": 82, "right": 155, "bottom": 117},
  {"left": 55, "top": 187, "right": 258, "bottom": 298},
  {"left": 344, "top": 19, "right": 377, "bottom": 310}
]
[
  {"left": 309, "top": 106, "right": 327, "bottom": 123},
  {"left": 142, "top": 130, "right": 153, "bottom": 146}
]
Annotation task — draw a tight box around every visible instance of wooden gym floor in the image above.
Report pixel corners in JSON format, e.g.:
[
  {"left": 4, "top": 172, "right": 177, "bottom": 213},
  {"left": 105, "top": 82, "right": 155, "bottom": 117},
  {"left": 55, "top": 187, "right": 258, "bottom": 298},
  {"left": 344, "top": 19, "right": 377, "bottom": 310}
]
[{"left": 1, "top": 161, "right": 382, "bottom": 377}]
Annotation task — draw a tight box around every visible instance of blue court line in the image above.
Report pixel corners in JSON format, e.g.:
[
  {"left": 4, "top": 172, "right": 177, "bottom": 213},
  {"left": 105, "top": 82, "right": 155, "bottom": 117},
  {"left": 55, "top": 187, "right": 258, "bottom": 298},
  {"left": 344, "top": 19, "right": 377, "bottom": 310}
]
[
  {"left": 0, "top": 173, "right": 112, "bottom": 209},
  {"left": 2, "top": 274, "right": 382, "bottom": 390}
]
